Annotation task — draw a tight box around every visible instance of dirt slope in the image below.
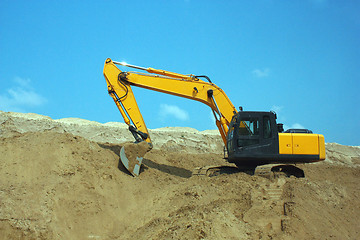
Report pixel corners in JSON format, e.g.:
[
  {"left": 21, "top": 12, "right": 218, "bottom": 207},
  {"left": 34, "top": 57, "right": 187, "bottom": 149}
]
[{"left": 0, "top": 112, "right": 359, "bottom": 239}]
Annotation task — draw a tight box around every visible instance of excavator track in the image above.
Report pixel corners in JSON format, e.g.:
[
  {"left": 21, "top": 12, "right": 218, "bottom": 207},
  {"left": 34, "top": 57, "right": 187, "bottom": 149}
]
[
  {"left": 192, "top": 165, "right": 240, "bottom": 177},
  {"left": 193, "top": 164, "right": 305, "bottom": 179},
  {"left": 254, "top": 164, "right": 305, "bottom": 180}
]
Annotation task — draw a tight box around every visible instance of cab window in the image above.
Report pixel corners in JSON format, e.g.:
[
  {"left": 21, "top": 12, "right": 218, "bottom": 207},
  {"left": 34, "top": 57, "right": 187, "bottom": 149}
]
[
  {"left": 226, "top": 116, "right": 237, "bottom": 152},
  {"left": 263, "top": 116, "right": 272, "bottom": 139},
  {"left": 237, "top": 118, "right": 260, "bottom": 147},
  {"left": 239, "top": 119, "right": 259, "bottom": 136}
]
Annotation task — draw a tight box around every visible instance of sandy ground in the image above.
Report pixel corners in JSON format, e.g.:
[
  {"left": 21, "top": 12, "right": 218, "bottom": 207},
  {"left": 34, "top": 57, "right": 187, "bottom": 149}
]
[{"left": 0, "top": 111, "right": 359, "bottom": 239}]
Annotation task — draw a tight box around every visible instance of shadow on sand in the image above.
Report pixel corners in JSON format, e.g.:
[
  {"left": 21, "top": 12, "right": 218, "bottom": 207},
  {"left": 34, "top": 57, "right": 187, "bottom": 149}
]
[{"left": 98, "top": 143, "right": 192, "bottom": 178}]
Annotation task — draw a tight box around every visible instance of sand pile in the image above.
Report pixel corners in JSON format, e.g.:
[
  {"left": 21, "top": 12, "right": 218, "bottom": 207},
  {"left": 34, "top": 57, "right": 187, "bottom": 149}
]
[
  {"left": 0, "top": 111, "right": 359, "bottom": 239},
  {"left": 0, "top": 111, "right": 223, "bottom": 154}
]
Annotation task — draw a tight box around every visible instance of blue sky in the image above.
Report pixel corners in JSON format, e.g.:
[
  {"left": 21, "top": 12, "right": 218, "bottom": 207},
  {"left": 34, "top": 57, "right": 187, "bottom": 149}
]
[{"left": 0, "top": 0, "right": 359, "bottom": 145}]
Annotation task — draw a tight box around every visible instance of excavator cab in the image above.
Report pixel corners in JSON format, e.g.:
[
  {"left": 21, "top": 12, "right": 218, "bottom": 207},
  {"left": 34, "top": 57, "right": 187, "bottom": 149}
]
[{"left": 226, "top": 111, "right": 279, "bottom": 166}]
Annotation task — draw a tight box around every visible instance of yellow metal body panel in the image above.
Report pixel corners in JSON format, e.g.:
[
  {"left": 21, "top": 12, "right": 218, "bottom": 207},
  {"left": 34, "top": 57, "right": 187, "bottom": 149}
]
[
  {"left": 279, "top": 133, "right": 326, "bottom": 159},
  {"left": 278, "top": 133, "right": 293, "bottom": 154},
  {"left": 292, "top": 133, "right": 319, "bottom": 155},
  {"left": 318, "top": 134, "right": 326, "bottom": 160}
]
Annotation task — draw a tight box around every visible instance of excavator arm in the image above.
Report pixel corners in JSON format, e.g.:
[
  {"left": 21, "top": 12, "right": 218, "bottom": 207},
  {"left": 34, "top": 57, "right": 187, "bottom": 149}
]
[{"left": 103, "top": 58, "right": 237, "bottom": 146}]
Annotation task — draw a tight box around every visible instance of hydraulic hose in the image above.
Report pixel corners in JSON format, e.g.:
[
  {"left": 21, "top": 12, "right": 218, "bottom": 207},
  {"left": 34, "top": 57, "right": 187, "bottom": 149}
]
[{"left": 194, "top": 75, "right": 212, "bottom": 83}]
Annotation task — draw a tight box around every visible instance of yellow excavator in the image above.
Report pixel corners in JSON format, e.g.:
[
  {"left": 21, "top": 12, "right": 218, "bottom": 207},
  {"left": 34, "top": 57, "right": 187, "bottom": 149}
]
[{"left": 103, "top": 58, "right": 325, "bottom": 177}]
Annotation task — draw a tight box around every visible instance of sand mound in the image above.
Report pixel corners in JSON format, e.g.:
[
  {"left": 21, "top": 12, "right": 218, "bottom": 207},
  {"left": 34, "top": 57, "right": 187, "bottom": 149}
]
[
  {"left": 0, "top": 112, "right": 359, "bottom": 239},
  {"left": 0, "top": 111, "right": 224, "bottom": 154}
]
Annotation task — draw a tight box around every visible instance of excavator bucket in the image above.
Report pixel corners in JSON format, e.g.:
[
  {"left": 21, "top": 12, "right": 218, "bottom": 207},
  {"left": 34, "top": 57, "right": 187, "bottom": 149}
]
[{"left": 119, "top": 141, "right": 152, "bottom": 177}]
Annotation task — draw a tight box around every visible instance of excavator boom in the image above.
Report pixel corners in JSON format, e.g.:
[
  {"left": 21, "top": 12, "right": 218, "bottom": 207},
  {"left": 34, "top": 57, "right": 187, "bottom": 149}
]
[{"left": 103, "top": 58, "right": 237, "bottom": 145}]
